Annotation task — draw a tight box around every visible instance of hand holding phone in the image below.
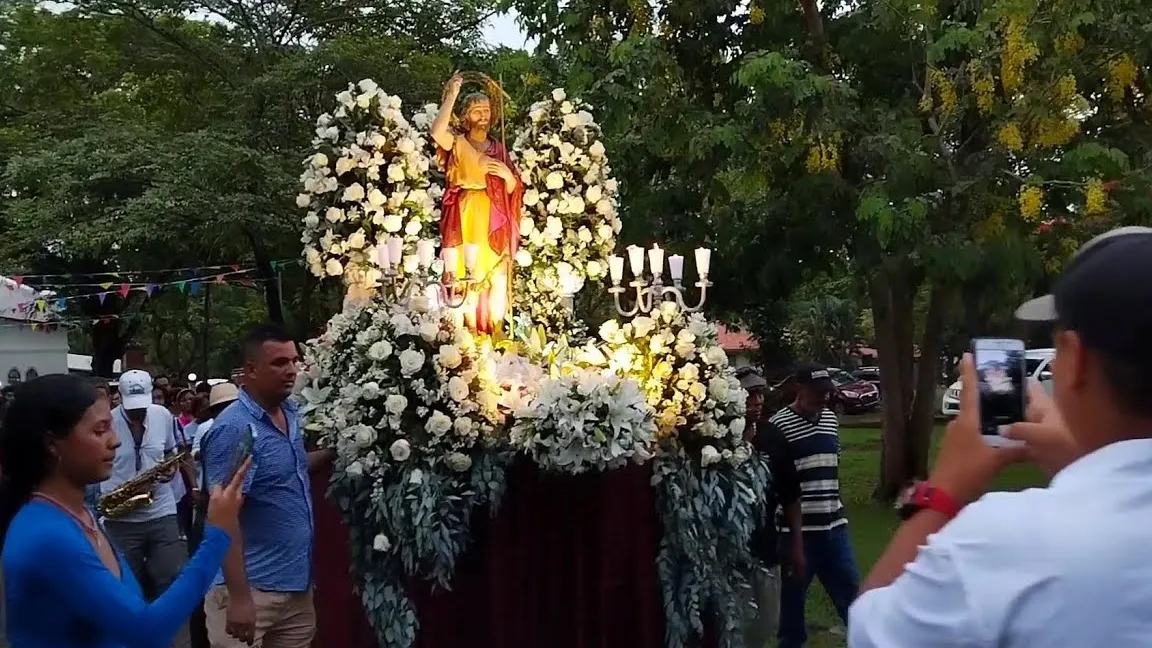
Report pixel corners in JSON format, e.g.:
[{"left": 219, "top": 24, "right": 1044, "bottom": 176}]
[
  {"left": 225, "top": 425, "right": 257, "bottom": 485},
  {"left": 971, "top": 338, "right": 1027, "bottom": 447}
]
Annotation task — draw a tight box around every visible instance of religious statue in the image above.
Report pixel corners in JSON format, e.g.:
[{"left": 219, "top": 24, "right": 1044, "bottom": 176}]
[{"left": 430, "top": 72, "right": 523, "bottom": 334}]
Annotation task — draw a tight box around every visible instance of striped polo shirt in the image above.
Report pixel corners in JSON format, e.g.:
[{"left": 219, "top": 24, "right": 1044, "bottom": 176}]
[{"left": 771, "top": 406, "right": 846, "bottom": 531}]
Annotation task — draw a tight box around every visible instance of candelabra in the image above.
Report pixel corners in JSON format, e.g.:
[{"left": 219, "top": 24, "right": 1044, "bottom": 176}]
[
  {"left": 606, "top": 244, "right": 712, "bottom": 317},
  {"left": 375, "top": 237, "right": 481, "bottom": 311}
]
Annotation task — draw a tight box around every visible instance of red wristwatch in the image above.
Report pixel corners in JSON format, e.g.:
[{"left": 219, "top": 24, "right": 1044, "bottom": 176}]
[{"left": 896, "top": 481, "right": 963, "bottom": 521}]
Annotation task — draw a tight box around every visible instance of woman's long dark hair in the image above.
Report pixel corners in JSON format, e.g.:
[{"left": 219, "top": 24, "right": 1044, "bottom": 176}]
[{"left": 0, "top": 374, "right": 98, "bottom": 548}]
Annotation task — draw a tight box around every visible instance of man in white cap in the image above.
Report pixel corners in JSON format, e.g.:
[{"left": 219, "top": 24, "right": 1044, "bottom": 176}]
[
  {"left": 102, "top": 369, "right": 191, "bottom": 648},
  {"left": 850, "top": 227, "right": 1152, "bottom": 647}
]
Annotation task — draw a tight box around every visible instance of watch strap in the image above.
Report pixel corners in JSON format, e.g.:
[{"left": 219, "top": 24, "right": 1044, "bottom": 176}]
[{"left": 899, "top": 482, "right": 963, "bottom": 520}]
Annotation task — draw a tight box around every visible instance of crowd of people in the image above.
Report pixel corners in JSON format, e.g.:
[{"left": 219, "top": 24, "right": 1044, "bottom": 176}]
[
  {"left": 1, "top": 226, "right": 1152, "bottom": 648},
  {"left": 0, "top": 323, "right": 333, "bottom": 648}
]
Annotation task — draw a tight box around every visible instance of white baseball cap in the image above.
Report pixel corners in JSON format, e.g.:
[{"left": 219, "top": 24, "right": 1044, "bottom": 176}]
[{"left": 118, "top": 369, "right": 154, "bottom": 410}]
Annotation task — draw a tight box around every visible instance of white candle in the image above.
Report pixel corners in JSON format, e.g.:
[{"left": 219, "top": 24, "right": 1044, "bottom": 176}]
[
  {"left": 694, "top": 247, "right": 712, "bottom": 276},
  {"left": 416, "top": 240, "right": 435, "bottom": 267},
  {"left": 376, "top": 244, "right": 390, "bottom": 268},
  {"left": 668, "top": 254, "right": 685, "bottom": 281},
  {"left": 387, "top": 237, "right": 404, "bottom": 267},
  {"left": 608, "top": 255, "right": 625, "bottom": 284},
  {"left": 648, "top": 245, "right": 664, "bottom": 277},
  {"left": 463, "top": 244, "right": 480, "bottom": 271},
  {"left": 442, "top": 246, "right": 459, "bottom": 274},
  {"left": 627, "top": 245, "right": 645, "bottom": 276}
]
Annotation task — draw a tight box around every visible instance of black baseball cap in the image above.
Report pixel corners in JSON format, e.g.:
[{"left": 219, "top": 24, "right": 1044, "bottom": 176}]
[
  {"left": 795, "top": 363, "right": 835, "bottom": 393},
  {"left": 1016, "top": 226, "right": 1152, "bottom": 358}
]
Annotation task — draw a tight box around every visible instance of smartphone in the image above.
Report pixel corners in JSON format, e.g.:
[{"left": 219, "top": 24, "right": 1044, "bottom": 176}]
[
  {"left": 225, "top": 425, "right": 257, "bottom": 484},
  {"left": 971, "top": 338, "right": 1027, "bottom": 447}
]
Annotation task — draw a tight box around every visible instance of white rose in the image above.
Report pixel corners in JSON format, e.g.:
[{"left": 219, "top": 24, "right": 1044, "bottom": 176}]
[
  {"left": 358, "top": 78, "right": 379, "bottom": 93},
  {"left": 367, "top": 188, "right": 387, "bottom": 206},
  {"left": 372, "top": 533, "right": 391, "bottom": 552},
  {"left": 545, "top": 172, "right": 564, "bottom": 190},
  {"left": 324, "top": 259, "right": 344, "bottom": 277},
  {"left": 354, "top": 425, "right": 375, "bottom": 447},
  {"left": 419, "top": 321, "right": 440, "bottom": 342},
  {"left": 387, "top": 164, "right": 405, "bottom": 183},
  {"left": 311, "top": 153, "right": 329, "bottom": 168},
  {"left": 385, "top": 393, "right": 408, "bottom": 415},
  {"left": 453, "top": 416, "right": 474, "bottom": 437},
  {"left": 347, "top": 230, "right": 366, "bottom": 249},
  {"left": 397, "top": 138, "right": 416, "bottom": 154},
  {"left": 515, "top": 249, "right": 533, "bottom": 267},
  {"left": 346, "top": 460, "right": 364, "bottom": 477},
  {"left": 408, "top": 468, "right": 424, "bottom": 484},
  {"left": 447, "top": 376, "right": 470, "bottom": 402},
  {"left": 585, "top": 184, "right": 603, "bottom": 204},
  {"left": 336, "top": 90, "right": 353, "bottom": 106},
  {"left": 586, "top": 260, "right": 602, "bottom": 277},
  {"left": 325, "top": 207, "right": 344, "bottom": 223},
  {"left": 560, "top": 101, "right": 573, "bottom": 114},
  {"left": 732, "top": 444, "right": 752, "bottom": 464},
  {"left": 589, "top": 141, "right": 606, "bottom": 158},
  {"left": 437, "top": 344, "right": 462, "bottom": 369},
  {"left": 368, "top": 340, "right": 393, "bottom": 361},
  {"left": 729, "top": 418, "right": 747, "bottom": 438},
  {"left": 296, "top": 194, "right": 311, "bottom": 208},
  {"left": 399, "top": 349, "right": 425, "bottom": 376},
  {"left": 389, "top": 438, "right": 412, "bottom": 461},
  {"left": 445, "top": 452, "right": 473, "bottom": 472},
  {"left": 631, "top": 316, "right": 656, "bottom": 338},
  {"left": 404, "top": 219, "right": 422, "bottom": 236},
  {"left": 382, "top": 214, "right": 403, "bottom": 233},
  {"left": 597, "top": 223, "right": 614, "bottom": 240},
  {"left": 425, "top": 410, "right": 453, "bottom": 436},
  {"left": 708, "top": 377, "right": 729, "bottom": 401},
  {"left": 700, "top": 444, "right": 722, "bottom": 467},
  {"left": 343, "top": 183, "right": 365, "bottom": 203},
  {"left": 674, "top": 340, "right": 695, "bottom": 359},
  {"left": 703, "top": 346, "right": 728, "bottom": 366},
  {"left": 552, "top": 88, "right": 567, "bottom": 102},
  {"left": 303, "top": 214, "right": 319, "bottom": 228}
]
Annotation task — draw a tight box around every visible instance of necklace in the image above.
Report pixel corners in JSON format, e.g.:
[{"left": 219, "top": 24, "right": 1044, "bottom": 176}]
[{"left": 33, "top": 492, "right": 103, "bottom": 546}]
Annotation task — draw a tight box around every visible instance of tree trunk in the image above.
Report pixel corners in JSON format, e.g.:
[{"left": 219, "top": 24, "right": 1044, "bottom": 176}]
[
  {"left": 91, "top": 320, "right": 128, "bottom": 378},
  {"left": 869, "top": 268, "right": 949, "bottom": 502},
  {"left": 245, "top": 229, "right": 285, "bottom": 326}
]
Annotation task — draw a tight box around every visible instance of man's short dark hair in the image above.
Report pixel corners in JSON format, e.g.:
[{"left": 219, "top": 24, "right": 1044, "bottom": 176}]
[
  {"left": 1097, "top": 350, "right": 1152, "bottom": 417},
  {"left": 243, "top": 323, "right": 295, "bottom": 361}
]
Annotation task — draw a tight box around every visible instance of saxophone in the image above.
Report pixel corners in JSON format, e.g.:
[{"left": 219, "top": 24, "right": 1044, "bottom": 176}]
[{"left": 97, "top": 449, "right": 190, "bottom": 519}]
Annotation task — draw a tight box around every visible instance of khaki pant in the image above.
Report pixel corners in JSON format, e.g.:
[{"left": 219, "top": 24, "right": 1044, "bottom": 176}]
[
  {"left": 204, "top": 586, "right": 315, "bottom": 648},
  {"left": 744, "top": 565, "right": 782, "bottom": 648}
]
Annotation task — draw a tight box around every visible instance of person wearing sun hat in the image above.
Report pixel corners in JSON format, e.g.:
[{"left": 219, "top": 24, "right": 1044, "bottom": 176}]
[{"left": 848, "top": 226, "right": 1152, "bottom": 648}]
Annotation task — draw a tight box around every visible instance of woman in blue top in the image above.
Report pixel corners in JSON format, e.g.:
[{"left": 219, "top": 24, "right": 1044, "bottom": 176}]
[{"left": 0, "top": 374, "right": 251, "bottom": 648}]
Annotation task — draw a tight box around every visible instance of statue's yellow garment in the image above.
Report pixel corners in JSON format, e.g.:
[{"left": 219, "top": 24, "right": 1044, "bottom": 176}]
[{"left": 445, "top": 135, "right": 508, "bottom": 327}]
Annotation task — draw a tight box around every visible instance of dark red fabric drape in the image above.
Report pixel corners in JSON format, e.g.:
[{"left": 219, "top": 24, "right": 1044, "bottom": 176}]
[{"left": 311, "top": 458, "right": 678, "bottom": 648}]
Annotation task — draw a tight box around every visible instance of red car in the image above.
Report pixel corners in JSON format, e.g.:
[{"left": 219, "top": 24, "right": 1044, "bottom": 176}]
[{"left": 768, "top": 367, "right": 881, "bottom": 414}]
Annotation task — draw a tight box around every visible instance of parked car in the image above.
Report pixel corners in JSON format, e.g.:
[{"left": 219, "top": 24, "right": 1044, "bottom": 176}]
[
  {"left": 769, "top": 367, "right": 882, "bottom": 414},
  {"left": 853, "top": 366, "right": 881, "bottom": 387},
  {"left": 940, "top": 348, "right": 1055, "bottom": 418}
]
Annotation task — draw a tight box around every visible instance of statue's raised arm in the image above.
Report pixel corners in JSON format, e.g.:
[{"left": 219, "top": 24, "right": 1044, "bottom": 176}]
[{"left": 431, "top": 73, "right": 463, "bottom": 152}]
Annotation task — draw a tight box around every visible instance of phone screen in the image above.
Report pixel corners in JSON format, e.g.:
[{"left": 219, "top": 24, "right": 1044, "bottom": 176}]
[
  {"left": 226, "top": 426, "right": 256, "bottom": 484},
  {"left": 972, "top": 338, "right": 1027, "bottom": 445}
]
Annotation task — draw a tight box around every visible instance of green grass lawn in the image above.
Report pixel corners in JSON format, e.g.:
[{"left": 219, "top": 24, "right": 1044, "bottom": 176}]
[{"left": 799, "top": 427, "right": 1046, "bottom": 648}]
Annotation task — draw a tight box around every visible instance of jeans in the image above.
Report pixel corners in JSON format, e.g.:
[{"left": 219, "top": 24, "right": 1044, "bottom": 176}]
[{"left": 778, "top": 525, "right": 860, "bottom": 648}]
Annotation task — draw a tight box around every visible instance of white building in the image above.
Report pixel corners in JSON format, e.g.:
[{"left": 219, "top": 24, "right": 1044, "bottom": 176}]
[{"left": 0, "top": 276, "right": 68, "bottom": 388}]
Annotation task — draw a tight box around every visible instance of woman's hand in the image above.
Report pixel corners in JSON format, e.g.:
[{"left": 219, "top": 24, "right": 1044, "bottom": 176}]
[{"left": 206, "top": 457, "right": 252, "bottom": 538}]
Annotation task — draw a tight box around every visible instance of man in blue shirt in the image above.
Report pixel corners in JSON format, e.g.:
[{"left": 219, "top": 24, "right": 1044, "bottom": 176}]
[{"left": 201, "top": 324, "right": 332, "bottom": 648}]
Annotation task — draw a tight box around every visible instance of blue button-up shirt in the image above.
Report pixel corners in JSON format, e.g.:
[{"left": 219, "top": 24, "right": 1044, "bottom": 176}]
[{"left": 202, "top": 389, "right": 314, "bottom": 592}]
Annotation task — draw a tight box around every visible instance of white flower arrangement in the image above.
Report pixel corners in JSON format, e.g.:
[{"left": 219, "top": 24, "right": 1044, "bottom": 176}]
[
  {"left": 509, "top": 368, "right": 655, "bottom": 473},
  {"left": 299, "top": 299, "right": 510, "bottom": 648},
  {"left": 583, "top": 302, "right": 752, "bottom": 467},
  {"left": 512, "top": 88, "right": 622, "bottom": 338},
  {"left": 298, "top": 79, "right": 442, "bottom": 284}
]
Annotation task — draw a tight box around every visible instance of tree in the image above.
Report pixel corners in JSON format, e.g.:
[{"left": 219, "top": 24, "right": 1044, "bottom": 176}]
[{"left": 503, "top": 0, "right": 1152, "bottom": 497}]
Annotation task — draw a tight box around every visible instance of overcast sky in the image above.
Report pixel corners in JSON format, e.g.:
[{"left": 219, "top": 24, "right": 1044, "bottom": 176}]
[{"left": 485, "top": 11, "right": 533, "bottom": 50}]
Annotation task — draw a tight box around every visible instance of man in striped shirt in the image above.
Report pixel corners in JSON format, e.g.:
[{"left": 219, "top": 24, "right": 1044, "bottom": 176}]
[{"left": 771, "top": 363, "right": 860, "bottom": 648}]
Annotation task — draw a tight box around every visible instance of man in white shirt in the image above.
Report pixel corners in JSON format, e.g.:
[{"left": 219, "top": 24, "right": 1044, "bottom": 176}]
[
  {"left": 849, "top": 226, "right": 1152, "bottom": 648},
  {"left": 102, "top": 369, "right": 191, "bottom": 648}
]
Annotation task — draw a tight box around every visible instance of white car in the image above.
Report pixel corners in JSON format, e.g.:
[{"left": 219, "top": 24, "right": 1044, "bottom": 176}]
[{"left": 941, "top": 348, "right": 1055, "bottom": 417}]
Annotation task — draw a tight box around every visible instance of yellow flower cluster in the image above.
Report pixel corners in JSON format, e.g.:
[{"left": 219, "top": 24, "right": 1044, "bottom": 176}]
[
  {"left": 1046, "top": 237, "right": 1082, "bottom": 273},
  {"left": 967, "top": 62, "right": 996, "bottom": 115},
  {"left": 1085, "top": 178, "right": 1108, "bottom": 215},
  {"left": 749, "top": 4, "right": 765, "bottom": 24},
  {"left": 1054, "top": 74, "right": 1077, "bottom": 103},
  {"left": 806, "top": 134, "right": 841, "bottom": 173},
  {"left": 1106, "top": 54, "right": 1138, "bottom": 101},
  {"left": 1054, "top": 32, "right": 1084, "bottom": 56},
  {"left": 1019, "top": 185, "right": 1045, "bottom": 221},
  {"left": 1030, "top": 116, "right": 1079, "bottom": 149},
  {"left": 974, "top": 211, "right": 1006, "bottom": 243},
  {"left": 927, "top": 67, "right": 958, "bottom": 116},
  {"left": 997, "top": 122, "right": 1024, "bottom": 152},
  {"left": 1001, "top": 17, "right": 1039, "bottom": 95},
  {"left": 768, "top": 111, "right": 805, "bottom": 144}
]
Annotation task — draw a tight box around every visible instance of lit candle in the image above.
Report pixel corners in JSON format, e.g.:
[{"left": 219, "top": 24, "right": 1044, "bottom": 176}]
[
  {"left": 694, "top": 247, "right": 711, "bottom": 276},
  {"left": 648, "top": 245, "right": 664, "bottom": 277},
  {"left": 608, "top": 255, "right": 625, "bottom": 284},
  {"left": 442, "top": 246, "right": 459, "bottom": 274},
  {"left": 387, "top": 237, "right": 403, "bottom": 267},
  {"left": 668, "top": 254, "right": 684, "bottom": 281},
  {"left": 463, "top": 244, "right": 480, "bottom": 272},
  {"left": 376, "top": 244, "right": 390, "bottom": 268},
  {"left": 626, "top": 245, "right": 645, "bottom": 276},
  {"left": 417, "top": 239, "right": 435, "bottom": 267}
]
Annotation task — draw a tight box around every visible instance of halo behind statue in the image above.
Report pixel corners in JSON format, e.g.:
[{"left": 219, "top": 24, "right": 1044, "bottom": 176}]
[{"left": 448, "top": 71, "right": 512, "bottom": 136}]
